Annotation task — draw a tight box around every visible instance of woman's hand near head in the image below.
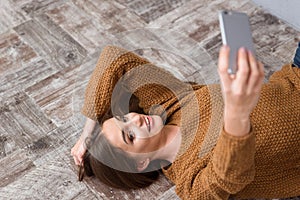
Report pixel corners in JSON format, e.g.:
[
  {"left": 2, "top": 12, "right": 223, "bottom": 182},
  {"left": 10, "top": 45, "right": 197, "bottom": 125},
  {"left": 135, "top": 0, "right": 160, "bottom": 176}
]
[
  {"left": 71, "top": 118, "right": 97, "bottom": 165},
  {"left": 218, "top": 46, "right": 264, "bottom": 137},
  {"left": 71, "top": 137, "right": 87, "bottom": 165}
]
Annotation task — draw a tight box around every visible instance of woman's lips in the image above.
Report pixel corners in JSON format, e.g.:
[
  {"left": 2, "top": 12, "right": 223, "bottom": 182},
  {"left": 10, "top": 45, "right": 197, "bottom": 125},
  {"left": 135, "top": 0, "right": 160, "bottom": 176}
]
[
  {"left": 144, "top": 116, "right": 151, "bottom": 133},
  {"left": 148, "top": 116, "right": 152, "bottom": 132}
]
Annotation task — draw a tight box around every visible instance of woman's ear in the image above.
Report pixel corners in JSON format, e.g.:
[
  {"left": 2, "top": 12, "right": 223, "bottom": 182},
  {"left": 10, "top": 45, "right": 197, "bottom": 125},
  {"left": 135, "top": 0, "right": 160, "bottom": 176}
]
[{"left": 136, "top": 158, "right": 150, "bottom": 172}]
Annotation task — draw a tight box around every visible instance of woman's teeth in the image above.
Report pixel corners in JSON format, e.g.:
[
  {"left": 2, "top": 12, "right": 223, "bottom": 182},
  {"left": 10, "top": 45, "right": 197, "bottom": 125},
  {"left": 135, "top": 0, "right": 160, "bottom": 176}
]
[{"left": 145, "top": 116, "right": 150, "bottom": 132}]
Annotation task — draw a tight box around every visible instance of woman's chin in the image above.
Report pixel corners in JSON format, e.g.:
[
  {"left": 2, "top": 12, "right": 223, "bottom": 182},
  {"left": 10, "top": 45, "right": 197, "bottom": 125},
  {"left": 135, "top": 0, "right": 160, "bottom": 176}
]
[{"left": 149, "top": 115, "right": 164, "bottom": 137}]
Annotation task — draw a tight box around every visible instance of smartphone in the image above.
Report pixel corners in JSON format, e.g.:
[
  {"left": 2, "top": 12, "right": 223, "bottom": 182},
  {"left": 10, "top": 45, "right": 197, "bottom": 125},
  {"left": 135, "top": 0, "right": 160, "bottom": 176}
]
[{"left": 219, "top": 10, "right": 255, "bottom": 74}]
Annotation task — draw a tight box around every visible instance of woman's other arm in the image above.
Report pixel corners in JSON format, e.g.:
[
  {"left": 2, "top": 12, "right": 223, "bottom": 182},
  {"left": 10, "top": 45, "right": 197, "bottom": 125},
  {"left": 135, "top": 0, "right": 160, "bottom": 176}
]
[
  {"left": 80, "top": 46, "right": 149, "bottom": 121},
  {"left": 72, "top": 45, "right": 187, "bottom": 165},
  {"left": 71, "top": 117, "right": 96, "bottom": 165},
  {"left": 80, "top": 45, "right": 187, "bottom": 121}
]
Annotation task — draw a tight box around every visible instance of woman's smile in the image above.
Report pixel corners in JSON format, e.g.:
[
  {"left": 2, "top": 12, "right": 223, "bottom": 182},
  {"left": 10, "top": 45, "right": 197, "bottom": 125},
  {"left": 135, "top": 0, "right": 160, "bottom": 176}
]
[{"left": 144, "top": 116, "right": 152, "bottom": 133}]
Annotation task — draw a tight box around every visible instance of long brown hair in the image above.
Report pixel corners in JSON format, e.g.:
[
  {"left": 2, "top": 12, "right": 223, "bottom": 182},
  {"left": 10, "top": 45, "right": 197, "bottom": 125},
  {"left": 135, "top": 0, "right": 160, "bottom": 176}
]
[{"left": 81, "top": 93, "right": 168, "bottom": 190}]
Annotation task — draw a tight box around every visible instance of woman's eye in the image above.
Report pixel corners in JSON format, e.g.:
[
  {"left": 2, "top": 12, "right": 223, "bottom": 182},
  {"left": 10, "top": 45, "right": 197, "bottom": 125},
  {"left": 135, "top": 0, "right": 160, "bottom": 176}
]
[
  {"left": 127, "top": 131, "right": 135, "bottom": 142},
  {"left": 121, "top": 116, "right": 128, "bottom": 122},
  {"left": 116, "top": 115, "right": 128, "bottom": 122}
]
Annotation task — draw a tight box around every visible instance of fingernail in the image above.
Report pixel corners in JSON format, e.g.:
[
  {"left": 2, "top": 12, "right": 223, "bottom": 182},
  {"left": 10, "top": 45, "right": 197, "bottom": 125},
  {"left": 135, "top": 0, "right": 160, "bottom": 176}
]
[
  {"left": 222, "top": 45, "right": 229, "bottom": 50},
  {"left": 248, "top": 50, "right": 255, "bottom": 57}
]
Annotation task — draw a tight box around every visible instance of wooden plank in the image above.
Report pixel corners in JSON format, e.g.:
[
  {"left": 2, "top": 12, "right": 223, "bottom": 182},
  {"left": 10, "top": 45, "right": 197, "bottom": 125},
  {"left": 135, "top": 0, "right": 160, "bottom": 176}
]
[
  {"left": 114, "top": 28, "right": 174, "bottom": 54},
  {"left": 0, "top": 149, "right": 35, "bottom": 187},
  {"left": 71, "top": 0, "right": 146, "bottom": 34},
  {"left": 10, "top": 0, "right": 66, "bottom": 17},
  {"left": 149, "top": 0, "right": 255, "bottom": 42},
  {"left": 13, "top": 15, "right": 87, "bottom": 70},
  {"left": 44, "top": 1, "right": 117, "bottom": 54},
  {"left": 84, "top": 173, "right": 174, "bottom": 200},
  {"left": 0, "top": 30, "right": 37, "bottom": 75},
  {"left": 116, "top": 0, "right": 191, "bottom": 23},
  {"left": 0, "top": 92, "right": 57, "bottom": 149},
  {"left": 24, "top": 54, "right": 98, "bottom": 125},
  {"left": 27, "top": 115, "right": 83, "bottom": 165},
  {"left": 157, "top": 186, "right": 180, "bottom": 200},
  {"left": 0, "top": 0, "right": 29, "bottom": 34},
  {"left": 0, "top": 146, "right": 94, "bottom": 200},
  {"left": 249, "top": 9, "right": 300, "bottom": 79},
  {"left": 0, "top": 58, "right": 58, "bottom": 100},
  {"left": 71, "top": 190, "right": 99, "bottom": 200},
  {"left": 0, "top": 134, "right": 18, "bottom": 160}
]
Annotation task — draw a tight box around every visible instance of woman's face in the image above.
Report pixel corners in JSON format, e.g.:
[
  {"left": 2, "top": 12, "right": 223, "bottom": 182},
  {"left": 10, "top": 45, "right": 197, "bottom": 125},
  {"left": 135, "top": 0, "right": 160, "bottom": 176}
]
[{"left": 101, "top": 112, "right": 164, "bottom": 155}]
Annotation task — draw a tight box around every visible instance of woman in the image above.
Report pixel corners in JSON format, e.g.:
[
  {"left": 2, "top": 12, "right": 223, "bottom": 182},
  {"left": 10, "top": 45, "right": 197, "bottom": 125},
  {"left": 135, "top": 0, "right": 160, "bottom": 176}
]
[{"left": 71, "top": 44, "right": 300, "bottom": 199}]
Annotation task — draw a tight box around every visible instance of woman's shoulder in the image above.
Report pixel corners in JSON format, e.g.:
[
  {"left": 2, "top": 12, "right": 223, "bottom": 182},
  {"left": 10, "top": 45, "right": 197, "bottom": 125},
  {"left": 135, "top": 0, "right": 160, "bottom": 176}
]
[{"left": 268, "top": 64, "right": 300, "bottom": 90}]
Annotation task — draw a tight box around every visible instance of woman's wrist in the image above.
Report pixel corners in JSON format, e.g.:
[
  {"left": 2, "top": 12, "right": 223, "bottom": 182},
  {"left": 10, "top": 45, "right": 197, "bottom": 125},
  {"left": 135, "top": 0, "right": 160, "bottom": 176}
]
[
  {"left": 81, "top": 118, "right": 97, "bottom": 138},
  {"left": 224, "top": 113, "right": 251, "bottom": 137}
]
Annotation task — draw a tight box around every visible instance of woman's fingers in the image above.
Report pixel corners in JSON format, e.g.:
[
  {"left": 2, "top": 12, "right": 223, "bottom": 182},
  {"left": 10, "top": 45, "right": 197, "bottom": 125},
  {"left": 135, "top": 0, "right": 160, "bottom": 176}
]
[
  {"left": 247, "top": 51, "right": 264, "bottom": 93},
  {"left": 74, "top": 156, "right": 80, "bottom": 166},
  {"left": 71, "top": 148, "right": 79, "bottom": 165},
  {"left": 247, "top": 50, "right": 259, "bottom": 91},
  {"left": 71, "top": 141, "right": 86, "bottom": 166},
  {"left": 218, "top": 45, "right": 231, "bottom": 90},
  {"left": 236, "top": 48, "right": 250, "bottom": 88}
]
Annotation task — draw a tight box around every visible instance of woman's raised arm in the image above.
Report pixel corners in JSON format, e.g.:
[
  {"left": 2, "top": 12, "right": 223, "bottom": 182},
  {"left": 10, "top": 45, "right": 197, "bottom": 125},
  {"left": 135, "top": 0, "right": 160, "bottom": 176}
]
[
  {"left": 80, "top": 46, "right": 150, "bottom": 121},
  {"left": 81, "top": 45, "right": 188, "bottom": 121},
  {"left": 171, "top": 46, "right": 264, "bottom": 199},
  {"left": 218, "top": 45, "right": 264, "bottom": 137}
]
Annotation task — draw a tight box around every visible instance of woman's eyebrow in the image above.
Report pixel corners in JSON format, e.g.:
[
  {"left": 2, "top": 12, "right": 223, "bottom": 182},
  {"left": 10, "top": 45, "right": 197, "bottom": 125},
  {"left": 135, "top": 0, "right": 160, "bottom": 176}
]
[{"left": 121, "top": 130, "right": 128, "bottom": 144}]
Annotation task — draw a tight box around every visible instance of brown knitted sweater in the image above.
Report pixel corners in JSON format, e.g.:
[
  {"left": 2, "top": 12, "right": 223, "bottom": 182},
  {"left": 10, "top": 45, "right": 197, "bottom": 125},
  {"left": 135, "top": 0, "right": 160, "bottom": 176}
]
[{"left": 81, "top": 46, "right": 300, "bottom": 199}]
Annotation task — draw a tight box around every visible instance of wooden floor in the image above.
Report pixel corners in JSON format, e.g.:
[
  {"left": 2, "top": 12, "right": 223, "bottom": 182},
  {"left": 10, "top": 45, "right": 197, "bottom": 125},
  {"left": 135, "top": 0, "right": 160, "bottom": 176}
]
[{"left": 0, "top": 0, "right": 299, "bottom": 199}]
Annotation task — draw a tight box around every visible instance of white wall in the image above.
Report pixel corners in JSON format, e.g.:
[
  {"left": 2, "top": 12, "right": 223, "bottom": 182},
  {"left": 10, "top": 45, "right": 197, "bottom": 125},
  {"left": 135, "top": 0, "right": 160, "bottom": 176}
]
[{"left": 252, "top": 0, "right": 300, "bottom": 31}]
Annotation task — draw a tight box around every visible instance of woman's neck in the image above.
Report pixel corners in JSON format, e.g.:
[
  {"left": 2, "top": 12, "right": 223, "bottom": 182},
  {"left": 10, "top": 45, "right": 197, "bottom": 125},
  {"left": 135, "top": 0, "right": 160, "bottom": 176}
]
[{"left": 152, "top": 125, "right": 181, "bottom": 163}]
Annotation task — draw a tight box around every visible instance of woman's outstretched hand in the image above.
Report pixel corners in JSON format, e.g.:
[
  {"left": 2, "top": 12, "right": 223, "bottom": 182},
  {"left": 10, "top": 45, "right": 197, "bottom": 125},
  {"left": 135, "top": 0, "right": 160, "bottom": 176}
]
[{"left": 218, "top": 46, "right": 264, "bottom": 137}]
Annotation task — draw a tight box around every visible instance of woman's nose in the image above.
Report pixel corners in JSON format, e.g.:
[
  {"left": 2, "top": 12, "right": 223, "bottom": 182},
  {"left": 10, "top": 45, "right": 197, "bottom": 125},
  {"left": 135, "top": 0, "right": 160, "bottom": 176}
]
[{"left": 128, "top": 114, "right": 143, "bottom": 127}]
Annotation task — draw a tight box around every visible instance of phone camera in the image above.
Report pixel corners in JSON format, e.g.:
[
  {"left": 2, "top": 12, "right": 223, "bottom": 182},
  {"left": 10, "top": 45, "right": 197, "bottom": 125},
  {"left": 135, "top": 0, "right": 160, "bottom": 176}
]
[{"left": 223, "top": 11, "right": 232, "bottom": 15}]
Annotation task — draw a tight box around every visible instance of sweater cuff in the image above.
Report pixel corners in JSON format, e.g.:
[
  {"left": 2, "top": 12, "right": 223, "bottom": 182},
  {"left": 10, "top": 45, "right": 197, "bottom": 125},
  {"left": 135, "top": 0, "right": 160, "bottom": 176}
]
[
  {"left": 212, "top": 126, "right": 256, "bottom": 183},
  {"left": 81, "top": 106, "right": 98, "bottom": 121}
]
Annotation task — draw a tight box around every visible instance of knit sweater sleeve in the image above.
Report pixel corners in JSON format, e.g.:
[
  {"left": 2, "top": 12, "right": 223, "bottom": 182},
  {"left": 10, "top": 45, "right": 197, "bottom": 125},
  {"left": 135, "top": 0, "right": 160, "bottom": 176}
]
[
  {"left": 81, "top": 45, "right": 186, "bottom": 121},
  {"left": 173, "top": 128, "right": 256, "bottom": 200}
]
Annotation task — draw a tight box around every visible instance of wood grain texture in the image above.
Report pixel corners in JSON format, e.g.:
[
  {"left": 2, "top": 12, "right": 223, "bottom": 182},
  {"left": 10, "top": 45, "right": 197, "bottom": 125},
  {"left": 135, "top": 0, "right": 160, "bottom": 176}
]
[
  {"left": 44, "top": 1, "right": 117, "bottom": 54},
  {"left": 14, "top": 15, "right": 87, "bottom": 70},
  {"left": 24, "top": 54, "right": 98, "bottom": 125},
  {"left": 0, "top": 146, "right": 90, "bottom": 200},
  {"left": 0, "top": 30, "right": 37, "bottom": 74},
  {"left": 0, "top": 0, "right": 29, "bottom": 34},
  {"left": 116, "top": 0, "right": 192, "bottom": 23},
  {"left": 72, "top": 0, "right": 146, "bottom": 34},
  {"left": 0, "top": 58, "right": 57, "bottom": 100},
  {"left": 0, "top": 92, "right": 57, "bottom": 150},
  {"left": 84, "top": 173, "right": 174, "bottom": 200},
  {"left": 0, "top": 149, "right": 35, "bottom": 187},
  {"left": 157, "top": 186, "right": 180, "bottom": 200}
]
